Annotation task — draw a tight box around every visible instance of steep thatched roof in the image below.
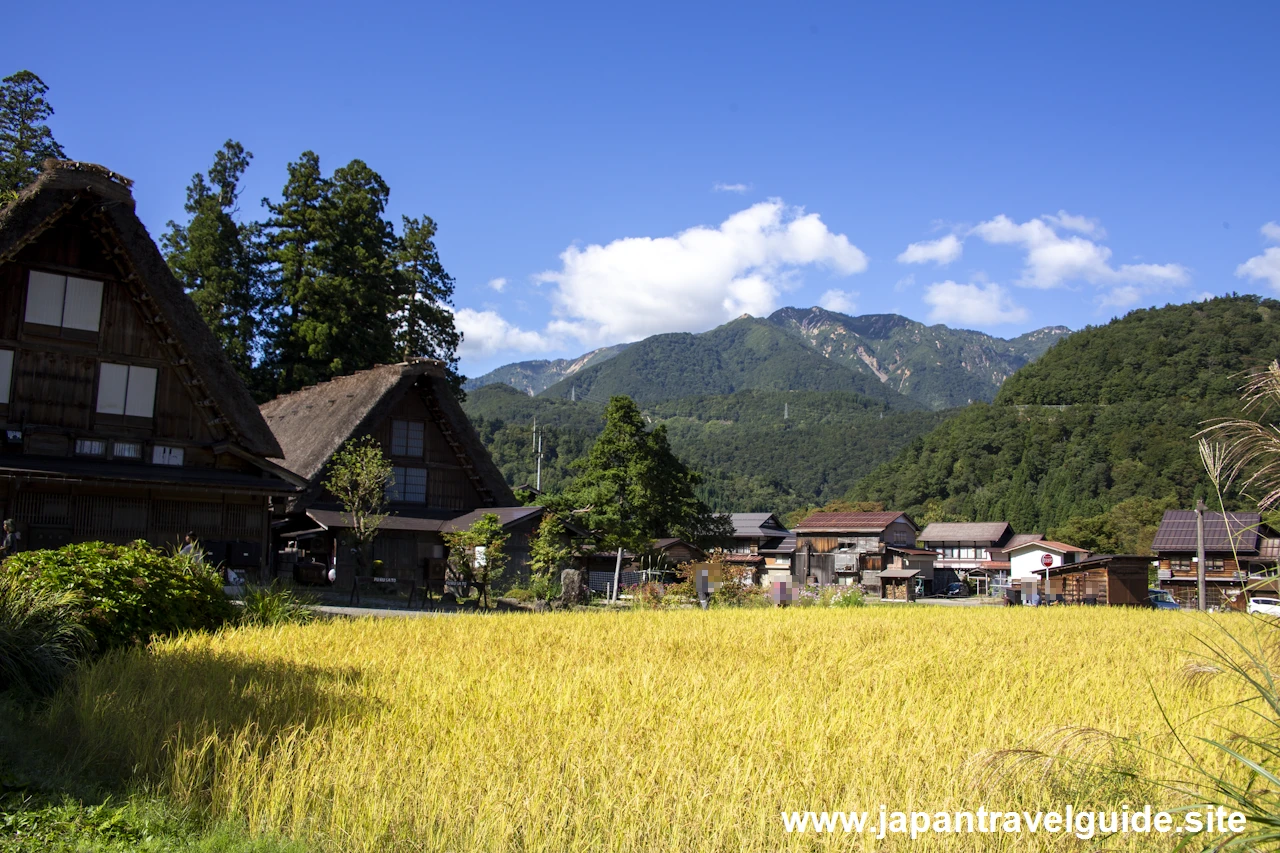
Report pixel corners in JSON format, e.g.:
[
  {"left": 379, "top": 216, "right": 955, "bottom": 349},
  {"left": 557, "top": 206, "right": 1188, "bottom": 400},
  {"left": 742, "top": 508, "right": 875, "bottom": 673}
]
[
  {"left": 0, "top": 160, "right": 282, "bottom": 458},
  {"left": 260, "top": 360, "right": 515, "bottom": 507}
]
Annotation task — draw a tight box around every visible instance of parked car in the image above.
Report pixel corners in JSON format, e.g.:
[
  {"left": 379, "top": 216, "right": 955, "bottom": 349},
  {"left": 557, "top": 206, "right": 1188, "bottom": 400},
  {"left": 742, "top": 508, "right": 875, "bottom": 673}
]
[
  {"left": 1147, "top": 588, "right": 1180, "bottom": 611},
  {"left": 945, "top": 581, "right": 967, "bottom": 597},
  {"left": 1247, "top": 596, "right": 1280, "bottom": 617}
]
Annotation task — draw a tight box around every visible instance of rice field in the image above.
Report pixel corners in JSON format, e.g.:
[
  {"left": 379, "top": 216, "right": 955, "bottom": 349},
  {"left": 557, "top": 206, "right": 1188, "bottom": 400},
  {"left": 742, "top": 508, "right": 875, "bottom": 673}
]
[{"left": 48, "top": 607, "right": 1268, "bottom": 851}]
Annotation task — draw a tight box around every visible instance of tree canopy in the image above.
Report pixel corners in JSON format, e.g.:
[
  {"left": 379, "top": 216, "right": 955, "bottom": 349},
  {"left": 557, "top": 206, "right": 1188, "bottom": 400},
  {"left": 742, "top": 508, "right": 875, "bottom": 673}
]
[
  {"left": 552, "top": 396, "right": 730, "bottom": 550},
  {"left": 0, "top": 70, "right": 66, "bottom": 201}
]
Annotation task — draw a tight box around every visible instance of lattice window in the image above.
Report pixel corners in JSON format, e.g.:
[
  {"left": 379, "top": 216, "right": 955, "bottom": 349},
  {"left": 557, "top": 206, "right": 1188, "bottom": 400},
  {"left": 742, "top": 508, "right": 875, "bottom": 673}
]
[
  {"left": 15, "top": 493, "right": 70, "bottom": 524},
  {"left": 223, "top": 503, "right": 262, "bottom": 539},
  {"left": 429, "top": 468, "right": 467, "bottom": 511}
]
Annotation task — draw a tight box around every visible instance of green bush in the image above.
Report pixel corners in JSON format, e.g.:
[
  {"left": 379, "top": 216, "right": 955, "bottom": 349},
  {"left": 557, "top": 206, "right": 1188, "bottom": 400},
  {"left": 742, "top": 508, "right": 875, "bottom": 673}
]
[
  {"left": 504, "top": 587, "right": 535, "bottom": 602},
  {"left": 240, "top": 583, "right": 316, "bottom": 627},
  {"left": 0, "top": 573, "right": 91, "bottom": 696},
  {"left": 3, "top": 541, "right": 234, "bottom": 652}
]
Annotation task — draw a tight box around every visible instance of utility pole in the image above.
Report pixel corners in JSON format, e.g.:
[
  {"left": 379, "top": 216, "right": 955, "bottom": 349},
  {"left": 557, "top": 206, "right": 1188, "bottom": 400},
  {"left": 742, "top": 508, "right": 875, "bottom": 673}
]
[
  {"left": 1196, "top": 498, "right": 1207, "bottom": 612},
  {"left": 784, "top": 402, "right": 789, "bottom": 420},
  {"left": 571, "top": 385, "right": 576, "bottom": 402},
  {"left": 535, "top": 430, "right": 543, "bottom": 492}
]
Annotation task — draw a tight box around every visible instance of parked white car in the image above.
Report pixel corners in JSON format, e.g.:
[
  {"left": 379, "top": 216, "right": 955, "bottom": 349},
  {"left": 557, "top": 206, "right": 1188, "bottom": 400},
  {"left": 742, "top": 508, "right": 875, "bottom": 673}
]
[{"left": 1247, "top": 597, "right": 1280, "bottom": 617}]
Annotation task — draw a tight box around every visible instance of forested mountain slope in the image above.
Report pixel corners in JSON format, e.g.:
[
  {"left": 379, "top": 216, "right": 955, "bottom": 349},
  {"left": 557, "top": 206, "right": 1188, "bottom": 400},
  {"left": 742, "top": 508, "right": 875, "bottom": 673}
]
[
  {"left": 465, "top": 384, "right": 946, "bottom": 513},
  {"left": 767, "top": 307, "right": 1069, "bottom": 409},
  {"left": 461, "top": 344, "right": 630, "bottom": 394},
  {"left": 537, "top": 316, "right": 919, "bottom": 408},
  {"left": 847, "top": 296, "right": 1280, "bottom": 532}
]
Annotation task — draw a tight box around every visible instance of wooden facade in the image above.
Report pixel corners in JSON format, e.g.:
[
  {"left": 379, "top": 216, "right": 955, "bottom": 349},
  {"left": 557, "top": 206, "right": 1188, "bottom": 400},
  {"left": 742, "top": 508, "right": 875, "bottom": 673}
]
[
  {"left": 792, "top": 511, "right": 920, "bottom": 587},
  {"left": 1034, "top": 556, "right": 1150, "bottom": 606},
  {"left": 262, "top": 360, "right": 534, "bottom": 588},
  {"left": 0, "top": 162, "right": 295, "bottom": 567}
]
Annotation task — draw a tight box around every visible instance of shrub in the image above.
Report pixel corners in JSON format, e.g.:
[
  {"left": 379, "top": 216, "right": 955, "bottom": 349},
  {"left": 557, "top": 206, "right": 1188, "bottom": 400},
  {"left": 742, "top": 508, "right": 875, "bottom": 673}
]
[
  {"left": 830, "top": 586, "right": 866, "bottom": 608},
  {"left": 0, "top": 573, "right": 91, "bottom": 695},
  {"left": 504, "top": 587, "right": 535, "bottom": 602},
  {"left": 240, "top": 582, "right": 316, "bottom": 627},
  {"left": 3, "top": 541, "right": 234, "bottom": 652}
]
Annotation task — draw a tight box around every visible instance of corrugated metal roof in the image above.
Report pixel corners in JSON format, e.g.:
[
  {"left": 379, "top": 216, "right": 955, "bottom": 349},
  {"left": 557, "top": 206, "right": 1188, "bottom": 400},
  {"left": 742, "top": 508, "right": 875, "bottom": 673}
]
[
  {"left": 794, "top": 511, "right": 912, "bottom": 532},
  {"left": 729, "top": 512, "right": 789, "bottom": 538},
  {"left": 878, "top": 568, "right": 920, "bottom": 579},
  {"left": 1151, "top": 510, "right": 1262, "bottom": 553},
  {"left": 918, "top": 522, "right": 1012, "bottom": 544}
]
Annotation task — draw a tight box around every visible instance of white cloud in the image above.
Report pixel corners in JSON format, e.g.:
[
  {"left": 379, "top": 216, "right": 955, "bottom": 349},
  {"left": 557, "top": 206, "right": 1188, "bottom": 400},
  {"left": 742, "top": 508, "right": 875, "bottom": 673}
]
[
  {"left": 534, "top": 199, "right": 868, "bottom": 345},
  {"left": 1237, "top": 222, "right": 1280, "bottom": 291},
  {"left": 713, "top": 182, "right": 751, "bottom": 193},
  {"left": 968, "top": 213, "right": 1188, "bottom": 308},
  {"left": 1043, "top": 210, "right": 1105, "bottom": 238},
  {"left": 897, "top": 234, "right": 962, "bottom": 266},
  {"left": 922, "top": 281, "right": 1028, "bottom": 326},
  {"left": 455, "top": 308, "right": 555, "bottom": 358},
  {"left": 487, "top": 277, "right": 507, "bottom": 292},
  {"left": 819, "top": 289, "right": 858, "bottom": 314},
  {"left": 894, "top": 274, "right": 916, "bottom": 292}
]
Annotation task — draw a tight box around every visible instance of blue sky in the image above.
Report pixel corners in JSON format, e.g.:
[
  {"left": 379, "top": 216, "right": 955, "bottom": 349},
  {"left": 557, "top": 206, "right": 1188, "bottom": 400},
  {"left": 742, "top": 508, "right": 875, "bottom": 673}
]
[{"left": 9, "top": 1, "right": 1280, "bottom": 376}]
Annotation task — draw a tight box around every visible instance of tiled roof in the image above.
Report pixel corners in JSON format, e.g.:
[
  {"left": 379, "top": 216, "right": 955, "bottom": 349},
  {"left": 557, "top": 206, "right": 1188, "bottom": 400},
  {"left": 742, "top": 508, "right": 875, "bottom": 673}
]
[
  {"left": 918, "top": 522, "right": 1012, "bottom": 544},
  {"left": 794, "top": 511, "right": 912, "bottom": 532},
  {"left": 1151, "top": 510, "right": 1262, "bottom": 554},
  {"left": 729, "top": 512, "right": 789, "bottom": 538}
]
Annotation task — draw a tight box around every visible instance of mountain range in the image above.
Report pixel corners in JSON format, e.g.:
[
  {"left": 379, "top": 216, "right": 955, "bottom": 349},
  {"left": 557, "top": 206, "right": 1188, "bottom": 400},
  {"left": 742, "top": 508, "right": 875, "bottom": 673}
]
[{"left": 466, "top": 307, "right": 1070, "bottom": 410}]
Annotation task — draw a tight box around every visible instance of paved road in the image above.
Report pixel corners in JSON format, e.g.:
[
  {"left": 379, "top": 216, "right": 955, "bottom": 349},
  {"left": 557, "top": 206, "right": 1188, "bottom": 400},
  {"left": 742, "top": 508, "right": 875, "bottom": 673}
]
[{"left": 311, "top": 604, "right": 453, "bottom": 619}]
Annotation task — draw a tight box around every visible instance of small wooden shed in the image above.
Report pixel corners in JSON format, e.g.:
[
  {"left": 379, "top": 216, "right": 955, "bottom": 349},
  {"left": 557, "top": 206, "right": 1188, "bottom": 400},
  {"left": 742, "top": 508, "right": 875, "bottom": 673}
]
[
  {"left": 879, "top": 568, "right": 919, "bottom": 602},
  {"left": 1032, "top": 555, "right": 1150, "bottom": 606}
]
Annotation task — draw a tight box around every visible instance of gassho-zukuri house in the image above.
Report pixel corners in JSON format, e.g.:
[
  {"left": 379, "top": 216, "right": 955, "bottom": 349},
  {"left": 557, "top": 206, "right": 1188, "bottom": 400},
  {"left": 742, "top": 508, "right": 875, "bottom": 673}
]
[
  {"left": 0, "top": 160, "right": 298, "bottom": 569},
  {"left": 260, "top": 359, "right": 574, "bottom": 587}
]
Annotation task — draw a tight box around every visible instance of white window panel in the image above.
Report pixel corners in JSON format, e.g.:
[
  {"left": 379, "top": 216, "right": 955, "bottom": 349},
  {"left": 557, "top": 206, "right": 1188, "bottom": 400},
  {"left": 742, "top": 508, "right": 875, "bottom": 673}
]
[
  {"left": 62, "top": 276, "right": 103, "bottom": 331},
  {"left": 0, "top": 349, "right": 12, "bottom": 404},
  {"left": 152, "top": 445, "right": 184, "bottom": 466},
  {"left": 112, "top": 441, "right": 142, "bottom": 460},
  {"left": 406, "top": 421, "right": 424, "bottom": 457},
  {"left": 75, "top": 438, "right": 106, "bottom": 456},
  {"left": 124, "top": 365, "right": 157, "bottom": 418},
  {"left": 96, "top": 363, "right": 129, "bottom": 415},
  {"left": 25, "top": 270, "right": 65, "bottom": 326},
  {"left": 391, "top": 420, "right": 408, "bottom": 455},
  {"left": 400, "top": 466, "right": 427, "bottom": 503}
]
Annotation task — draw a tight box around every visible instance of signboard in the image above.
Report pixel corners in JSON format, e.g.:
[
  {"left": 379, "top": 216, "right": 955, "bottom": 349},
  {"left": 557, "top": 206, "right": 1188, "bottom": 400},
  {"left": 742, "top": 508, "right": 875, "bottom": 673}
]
[{"left": 1040, "top": 553, "right": 1054, "bottom": 568}]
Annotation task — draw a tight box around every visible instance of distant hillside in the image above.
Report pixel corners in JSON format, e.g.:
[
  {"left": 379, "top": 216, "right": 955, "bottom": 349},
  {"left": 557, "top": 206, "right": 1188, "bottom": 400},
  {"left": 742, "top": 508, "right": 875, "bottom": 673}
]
[
  {"left": 462, "top": 343, "right": 630, "bottom": 394},
  {"left": 848, "top": 295, "right": 1280, "bottom": 531},
  {"left": 538, "top": 316, "right": 920, "bottom": 409},
  {"left": 767, "top": 307, "right": 1070, "bottom": 409},
  {"left": 464, "top": 384, "right": 945, "bottom": 513}
]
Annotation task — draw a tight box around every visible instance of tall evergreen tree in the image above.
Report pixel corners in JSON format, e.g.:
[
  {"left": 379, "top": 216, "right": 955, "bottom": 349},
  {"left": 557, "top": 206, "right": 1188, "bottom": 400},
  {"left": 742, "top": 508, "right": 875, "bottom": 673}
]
[
  {"left": 261, "top": 151, "right": 327, "bottom": 394},
  {"left": 162, "top": 141, "right": 264, "bottom": 391},
  {"left": 556, "top": 396, "right": 729, "bottom": 551},
  {"left": 397, "top": 215, "right": 463, "bottom": 394},
  {"left": 261, "top": 153, "right": 464, "bottom": 396},
  {"left": 0, "top": 70, "right": 66, "bottom": 201}
]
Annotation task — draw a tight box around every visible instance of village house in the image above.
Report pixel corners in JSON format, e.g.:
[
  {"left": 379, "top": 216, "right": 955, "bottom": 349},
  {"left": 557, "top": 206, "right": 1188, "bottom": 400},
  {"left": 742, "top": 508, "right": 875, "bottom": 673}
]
[
  {"left": 260, "top": 359, "right": 552, "bottom": 589},
  {"left": 1151, "top": 509, "right": 1280, "bottom": 608},
  {"left": 726, "top": 512, "right": 795, "bottom": 584},
  {"left": 918, "top": 522, "right": 1019, "bottom": 593},
  {"left": 0, "top": 161, "right": 298, "bottom": 572},
  {"left": 792, "top": 511, "right": 919, "bottom": 590}
]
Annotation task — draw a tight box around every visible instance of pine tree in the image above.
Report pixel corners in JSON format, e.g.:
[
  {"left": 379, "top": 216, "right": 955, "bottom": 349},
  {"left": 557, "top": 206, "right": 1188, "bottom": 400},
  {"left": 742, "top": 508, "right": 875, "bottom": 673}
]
[
  {"left": 0, "top": 71, "right": 66, "bottom": 200},
  {"left": 162, "top": 141, "right": 265, "bottom": 392}
]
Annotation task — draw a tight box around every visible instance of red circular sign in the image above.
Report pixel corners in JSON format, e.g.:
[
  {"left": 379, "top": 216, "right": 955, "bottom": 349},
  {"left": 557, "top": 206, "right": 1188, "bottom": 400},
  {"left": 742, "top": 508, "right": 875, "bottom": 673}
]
[{"left": 1040, "top": 553, "right": 1054, "bottom": 568}]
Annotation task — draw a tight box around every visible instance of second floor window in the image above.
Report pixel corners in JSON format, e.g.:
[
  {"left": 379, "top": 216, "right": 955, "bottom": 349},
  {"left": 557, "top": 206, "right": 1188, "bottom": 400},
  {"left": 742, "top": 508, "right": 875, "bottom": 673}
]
[
  {"left": 26, "top": 270, "right": 103, "bottom": 332},
  {"left": 391, "top": 419, "right": 425, "bottom": 457},
  {"left": 388, "top": 465, "right": 427, "bottom": 503},
  {"left": 96, "top": 363, "right": 158, "bottom": 418}
]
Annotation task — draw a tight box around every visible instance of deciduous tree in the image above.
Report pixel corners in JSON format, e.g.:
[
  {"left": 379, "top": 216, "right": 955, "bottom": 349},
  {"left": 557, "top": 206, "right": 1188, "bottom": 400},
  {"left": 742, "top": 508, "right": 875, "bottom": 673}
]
[{"left": 323, "top": 436, "right": 393, "bottom": 573}]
